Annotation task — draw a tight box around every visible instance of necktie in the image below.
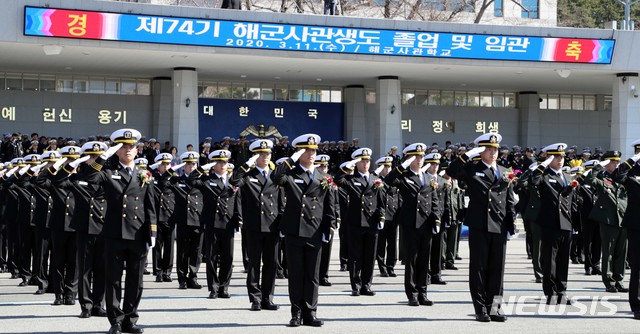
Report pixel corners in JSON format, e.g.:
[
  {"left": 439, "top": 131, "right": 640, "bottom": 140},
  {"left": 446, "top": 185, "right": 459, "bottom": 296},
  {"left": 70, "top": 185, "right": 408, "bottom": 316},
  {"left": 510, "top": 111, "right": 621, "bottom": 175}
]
[
  {"left": 559, "top": 173, "right": 566, "bottom": 186},
  {"left": 419, "top": 173, "right": 424, "bottom": 186},
  {"left": 307, "top": 170, "right": 313, "bottom": 182},
  {"left": 126, "top": 167, "right": 133, "bottom": 176}
]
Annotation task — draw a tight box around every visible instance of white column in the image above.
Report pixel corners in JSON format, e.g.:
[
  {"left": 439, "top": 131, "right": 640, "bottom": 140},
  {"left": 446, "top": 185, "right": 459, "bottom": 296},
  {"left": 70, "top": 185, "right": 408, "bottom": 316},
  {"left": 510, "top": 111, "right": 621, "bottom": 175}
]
[
  {"left": 375, "top": 76, "right": 403, "bottom": 157},
  {"left": 343, "top": 85, "right": 367, "bottom": 144},
  {"left": 172, "top": 67, "right": 199, "bottom": 153},
  {"left": 611, "top": 73, "right": 640, "bottom": 157},
  {"left": 152, "top": 77, "right": 172, "bottom": 143},
  {"left": 518, "top": 92, "right": 541, "bottom": 150}
]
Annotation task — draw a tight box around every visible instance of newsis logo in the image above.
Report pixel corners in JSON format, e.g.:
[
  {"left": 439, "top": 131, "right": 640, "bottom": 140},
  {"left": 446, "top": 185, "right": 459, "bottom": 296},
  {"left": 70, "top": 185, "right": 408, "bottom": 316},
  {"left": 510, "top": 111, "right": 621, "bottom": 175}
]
[{"left": 491, "top": 295, "right": 620, "bottom": 316}]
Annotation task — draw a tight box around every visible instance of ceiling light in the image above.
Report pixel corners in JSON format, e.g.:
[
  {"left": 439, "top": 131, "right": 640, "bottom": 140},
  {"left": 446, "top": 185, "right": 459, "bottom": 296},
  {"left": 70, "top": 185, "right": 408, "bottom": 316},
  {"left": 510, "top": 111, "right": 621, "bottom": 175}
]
[
  {"left": 42, "top": 45, "right": 63, "bottom": 55},
  {"left": 555, "top": 69, "right": 571, "bottom": 79}
]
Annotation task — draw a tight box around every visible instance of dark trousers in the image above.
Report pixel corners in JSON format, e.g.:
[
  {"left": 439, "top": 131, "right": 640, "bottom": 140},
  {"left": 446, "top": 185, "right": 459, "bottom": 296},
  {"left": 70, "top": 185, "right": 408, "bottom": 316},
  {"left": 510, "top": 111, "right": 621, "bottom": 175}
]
[
  {"left": 50, "top": 230, "right": 78, "bottom": 298},
  {"left": 241, "top": 227, "right": 249, "bottom": 271},
  {"left": 404, "top": 227, "right": 432, "bottom": 300},
  {"left": 285, "top": 234, "right": 322, "bottom": 318},
  {"left": 376, "top": 220, "right": 398, "bottom": 273},
  {"left": 246, "top": 231, "right": 279, "bottom": 303},
  {"left": 205, "top": 228, "right": 234, "bottom": 293},
  {"left": 277, "top": 235, "right": 287, "bottom": 277},
  {"left": 7, "top": 220, "right": 20, "bottom": 274},
  {"left": 600, "top": 224, "right": 627, "bottom": 287},
  {"left": 0, "top": 222, "right": 7, "bottom": 268},
  {"left": 18, "top": 223, "right": 35, "bottom": 282},
  {"left": 445, "top": 223, "right": 460, "bottom": 265},
  {"left": 531, "top": 222, "right": 543, "bottom": 279},
  {"left": 348, "top": 226, "right": 377, "bottom": 292},
  {"left": 338, "top": 225, "right": 349, "bottom": 267},
  {"left": 468, "top": 227, "right": 507, "bottom": 315},
  {"left": 176, "top": 225, "right": 203, "bottom": 284},
  {"left": 152, "top": 222, "right": 175, "bottom": 276},
  {"left": 105, "top": 238, "right": 147, "bottom": 327},
  {"left": 583, "top": 219, "right": 602, "bottom": 271},
  {"left": 627, "top": 228, "right": 640, "bottom": 313},
  {"left": 319, "top": 229, "right": 334, "bottom": 282},
  {"left": 33, "top": 226, "right": 50, "bottom": 290},
  {"left": 571, "top": 232, "right": 584, "bottom": 262},
  {"left": 77, "top": 232, "right": 106, "bottom": 312},
  {"left": 429, "top": 227, "right": 445, "bottom": 280},
  {"left": 523, "top": 218, "right": 533, "bottom": 258},
  {"left": 541, "top": 228, "right": 571, "bottom": 296}
]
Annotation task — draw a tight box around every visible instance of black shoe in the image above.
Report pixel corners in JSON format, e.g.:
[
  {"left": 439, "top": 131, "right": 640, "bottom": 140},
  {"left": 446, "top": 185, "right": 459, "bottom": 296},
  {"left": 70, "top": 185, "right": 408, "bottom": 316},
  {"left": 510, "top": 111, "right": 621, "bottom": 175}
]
[
  {"left": 380, "top": 271, "right": 389, "bottom": 277},
  {"left": 557, "top": 294, "right": 572, "bottom": 305},
  {"left": 388, "top": 270, "right": 397, "bottom": 277},
  {"left": 571, "top": 258, "right": 579, "bottom": 264},
  {"left": 616, "top": 283, "right": 629, "bottom": 293},
  {"left": 535, "top": 278, "right": 543, "bottom": 283},
  {"left": 527, "top": 255, "right": 532, "bottom": 260},
  {"left": 302, "top": 316, "right": 323, "bottom": 327},
  {"left": 10, "top": 273, "right": 19, "bottom": 279},
  {"left": 578, "top": 258, "right": 584, "bottom": 264},
  {"left": 545, "top": 295, "right": 555, "bottom": 305},
  {"left": 261, "top": 301, "right": 279, "bottom": 310},
  {"left": 592, "top": 267, "right": 602, "bottom": 275},
  {"left": 250, "top": 301, "right": 261, "bottom": 311},
  {"left": 319, "top": 279, "right": 332, "bottom": 287},
  {"left": 218, "top": 290, "right": 230, "bottom": 298},
  {"left": 108, "top": 323, "right": 122, "bottom": 334},
  {"left": 351, "top": 290, "right": 360, "bottom": 296},
  {"left": 162, "top": 274, "right": 172, "bottom": 282},
  {"left": 122, "top": 324, "right": 144, "bottom": 333},
  {"left": 475, "top": 313, "right": 491, "bottom": 322},
  {"left": 431, "top": 278, "right": 447, "bottom": 285},
  {"left": 445, "top": 264, "right": 458, "bottom": 270},
  {"left": 276, "top": 273, "right": 285, "bottom": 279},
  {"left": 584, "top": 268, "right": 592, "bottom": 275},
  {"left": 208, "top": 291, "right": 218, "bottom": 299},
  {"left": 339, "top": 264, "right": 348, "bottom": 272},
  {"left": 34, "top": 289, "right": 45, "bottom": 295},
  {"left": 360, "top": 288, "right": 376, "bottom": 296},
  {"left": 155, "top": 275, "right": 162, "bottom": 283},
  {"left": 634, "top": 311, "right": 640, "bottom": 320},
  {"left": 605, "top": 286, "right": 618, "bottom": 293},
  {"left": 64, "top": 297, "right": 75, "bottom": 305},
  {"left": 143, "top": 269, "right": 150, "bottom": 275},
  {"left": 18, "top": 280, "right": 28, "bottom": 287},
  {"left": 408, "top": 299, "right": 419, "bottom": 306},
  {"left": 79, "top": 310, "right": 91, "bottom": 318},
  {"left": 187, "top": 279, "right": 202, "bottom": 289},
  {"left": 52, "top": 296, "right": 63, "bottom": 306},
  {"left": 418, "top": 295, "right": 434, "bottom": 306},
  {"left": 178, "top": 282, "right": 187, "bottom": 289},
  {"left": 490, "top": 314, "right": 507, "bottom": 322},
  {"left": 288, "top": 316, "right": 301, "bottom": 327},
  {"left": 455, "top": 256, "right": 462, "bottom": 260},
  {"left": 91, "top": 308, "right": 107, "bottom": 317}
]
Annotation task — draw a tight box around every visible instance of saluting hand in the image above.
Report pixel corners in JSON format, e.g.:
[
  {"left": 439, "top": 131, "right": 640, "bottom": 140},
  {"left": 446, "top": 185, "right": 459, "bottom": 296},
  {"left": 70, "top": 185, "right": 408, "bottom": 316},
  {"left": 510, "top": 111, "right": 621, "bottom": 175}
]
[
  {"left": 291, "top": 149, "right": 305, "bottom": 162},
  {"left": 401, "top": 156, "right": 415, "bottom": 169},
  {"left": 201, "top": 162, "right": 215, "bottom": 171},
  {"left": 540, "top": 156, "right": 554, "bottom": 168},
  {"left": 69, "top": 155, "right": 91, "bottom": 169},
  {"left": 245, "top": 154, "right": 259, "bottom": 167},
  {"left": 149, "top": 162, "right": 162, "bottom": 170},
  {"left": 52, "top": 157, "right": 68, "bottom": 171},
  {"left": 598, "top": 159, "right": 610, "bottom": 167},
  {"left": 373, "top": 165, "right": 384, "bottom": 176},
  {"left": 420, "top": 163, "right": 431, "bottom": 173},
  {"left": 465, "top": 146, "right": 485, "bottom": 159},
  {"left": 632, "top": 152, "right": 640, "bottom": 162}
]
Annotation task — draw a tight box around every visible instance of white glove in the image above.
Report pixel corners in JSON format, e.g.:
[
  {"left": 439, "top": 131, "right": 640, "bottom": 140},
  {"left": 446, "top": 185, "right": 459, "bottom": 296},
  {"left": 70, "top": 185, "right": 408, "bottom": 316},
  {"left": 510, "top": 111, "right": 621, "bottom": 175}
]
[
  {"left": 6, "top": 166, "right": 19, "bottom": 178},
  {"left": 528, "top": 162, "right": 538, "bottom": 171},
  {"left": 31, "top": 162, "right": 48, "bottom": 173},
  {"left": 149, "top": 236, "right": 156, "bottom": 249},
  {"left": 18, "top": 165, "right": 30, "bottom": 176},
  {"left": 201, "top": 162, "right": 215, "bottom": 171},
  {"left": 0, "top": 170, "right": 6, "bottom": 177},
  {"left": 245, "top": 154, "right": 259, "bottom": 167},
  {"left": 291, "top": 149, "right": 305, "bottom": 162},
  {"left": 540, "top": 156, "right": 554, "bottom": 168},
  {"left": 378, "top": 220, "right": 385, "bottom": 230},
  {"left": 149, "top": 162, "right": 162, "bottom": 170},
  {"left": 401, "top": 156, "right": 416, "bottom": 169},
  {"left": 373, "top": 165, "right": 384, "bottom": 176},
  {"left": 171, "top": 162, "right": 186, "bottom": 171},
  {"left": 346, "top": 158, "right": 361, "bottom": 170},
  {"left": 322, "top": 233, "right": 332, "bottom": 243},
  {"left": 438, "top": 170, "right": 446, "bottom": 177},
  {"left": 52, "top": 157, "right": 68, "bottom": 171},
  {"left": 598, "top": 159, "right": 610, "bottom": 167},
  {"left": 465, "top": 146, "right": 486, "bottom": 159},
  {"left": 432, "top": 226, "right": 440, "bottom": 234},
  {"left": 420, "top": 163, "right": 431, "bottom": 173},
  {"left": 102, "top": 143, "right": 123, "bottom": 159},
  {"left": 583, "top": 168, "right": 593, "bottom": 176},
  {"left": 279, "top": 231, "right": 285, "bottom": 238},
  {"left": 68, "top": 155, "right": 91, "bottom": 169},
  {"left": 632, "top": 152, "right": 640, "bottom": 162}
]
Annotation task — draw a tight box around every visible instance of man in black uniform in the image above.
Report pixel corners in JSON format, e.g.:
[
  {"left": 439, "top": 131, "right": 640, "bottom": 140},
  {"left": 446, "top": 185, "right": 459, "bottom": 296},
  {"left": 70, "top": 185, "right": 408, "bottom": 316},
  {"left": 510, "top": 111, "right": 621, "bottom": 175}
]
[
  {"left": 271, "top": 133, "right": 336, "bottom": 327},
  {"left": 577, "top": 160, "right": 602, "bottom": 276},
  {"left": 447, "top": 133, "right": 516, "bottom": 322},
  {"left": 149, "top": 153, "right": 177, "bottom": 283},
  {"left": 384, "top": 143, "right": 442, "bottom": 307},
  {"left": 530, "top": 143, "right": 575, "bottom": 306},
  {"left": 231, "top": 139, "right": 281, "bottom": 310},
  {"left": 84, "top": 128, "right": 157, "bottom": 334},
  {"left": 374, "top": 156, "right": 400, "bottom": 278}
]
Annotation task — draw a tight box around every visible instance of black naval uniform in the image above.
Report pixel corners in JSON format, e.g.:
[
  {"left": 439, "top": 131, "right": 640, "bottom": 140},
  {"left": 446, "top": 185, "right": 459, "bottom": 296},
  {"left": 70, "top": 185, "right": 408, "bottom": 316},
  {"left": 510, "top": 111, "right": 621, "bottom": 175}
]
[
  {"left": 271, "top": 159, "right": 336, "bottom": 325},
  {"left": 231, "top": 164, "right": 281, "bottom": 307},
  {"left": 428, "top": 173, "right": 448, "bottom": 284},
  {"left": 151, "top": 169, "right": 176, "bottom": 282},
  {"left": 85, "top": 157, "right": 157, "bottom": 330},
  {"left": 575, "top": 171, "right": 601, "bottom": 275},
  {"left": 25, "top": 168, "right": 53, "bottom": 293},
  {"left": 448, "top": 155, "right": 516, "bottom": 318},
  {"left": 384, "top": 165, "right": 441, "bottom": 305},
  {"left": 335, "top": 170, "right": 386, "bottom": 294},
  {"left": 6, "top": 171, "right": 36, "bottom": 287},
  {"left": 376, "top": 179, "right": 401, "bottom": 277}
]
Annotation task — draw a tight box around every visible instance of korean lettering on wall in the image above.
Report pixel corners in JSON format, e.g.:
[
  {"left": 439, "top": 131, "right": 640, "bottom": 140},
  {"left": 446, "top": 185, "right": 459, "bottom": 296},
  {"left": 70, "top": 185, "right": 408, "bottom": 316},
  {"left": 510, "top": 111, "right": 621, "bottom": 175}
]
[{"left": 1, "top": 107, "right": 16, "bottom": 121}]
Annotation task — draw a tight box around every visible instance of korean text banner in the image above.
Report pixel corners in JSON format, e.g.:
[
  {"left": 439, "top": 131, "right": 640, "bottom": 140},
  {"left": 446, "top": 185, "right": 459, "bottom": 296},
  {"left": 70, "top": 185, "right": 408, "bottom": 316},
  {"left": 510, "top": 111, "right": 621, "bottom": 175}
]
[
  {"left": 24, "top": 6, "right": 614, "bottom": 64},
  {"left": 198, "top": 98, "right": 344, "bottom": 142}
]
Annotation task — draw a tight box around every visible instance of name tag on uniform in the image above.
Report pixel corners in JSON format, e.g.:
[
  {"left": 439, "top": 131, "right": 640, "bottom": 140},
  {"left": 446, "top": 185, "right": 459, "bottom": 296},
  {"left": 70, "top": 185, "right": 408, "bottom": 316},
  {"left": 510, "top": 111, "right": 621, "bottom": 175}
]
[
  {"left": 111, "top": 175, "right": 121, "bottom": 180},
  {"left": 406, "top": 180, "right": 415, "bottom": 184},
  {"left": 78, "top": 181, "right": 88, "bottom": 186},
  {"left": 250, "top": 178, "right": 259, "bottom": 183},
  {"left": 179, "top": 184, "right": 186, "bottom": 188},
  {"left": 549, "top": 179, "right": 557, "bottom": 183},
  {"left": 153, "top": 181, "right": 158, "bottom": 185},
  {"left": 475, "top": 172, "right": 485, "bottom": 177},
  {"left": 635, "top": 176, "right": 640, "bottom": 180},
  {"left": 584, "top": 185, "right": 591, "bottom": 188},
  {"left": 353, "top": 182, "right": 362, "bottom": 186},
  {"left": 210, "top": 182, "right": 217, "bottom": 187},
  {"left": 295, "top": 179, "right": 304, "bottom": 184}
]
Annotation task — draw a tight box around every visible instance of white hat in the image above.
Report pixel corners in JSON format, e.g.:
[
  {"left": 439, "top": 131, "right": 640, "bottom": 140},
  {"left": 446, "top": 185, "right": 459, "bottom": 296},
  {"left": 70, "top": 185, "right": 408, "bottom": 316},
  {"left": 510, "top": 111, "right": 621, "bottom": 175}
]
[
  {"left": 292, "top": 134, "right": 321, "bottom": 149},
  {"left": 24, "top": 154, "right": 42, "bottom": 165},
  {"left": 473, "top": 133, "right": 502, "bottom": 148},
  {"left": 134, "top": 158, "right": 148, "bottom": 167},
  {"left": 561, "top": 166, "right": 570, "bottom": 173},
  {"left": 351, "top": 147, "right": 372, "bottom": 160},
  {"left": 110, "top": 128, "right": 142, "bottom": 145},
  {"left": 81, "top": 141, "right": 108, "bottom": 155},
  {"left": 154, "top": 153, "right": 173, "bottom": 163},
  {"left": 227, "top": 163, "right": 235, "bottom": 171},
  {"left": 632, "top": 139, "right": 640, "bottom": 150},
  {"left": 340, "top": 161, "right": 354, "bottom": 172},
  {"left": 60, "top": 146, "right": 82, "bottom": 158},
  {"left": 570, "top": 166, "right": 584, "bottom": 174},
  {"left": 41, "top": 151, "right": 60, "bottom": 162},
  {"left": 403, "top": 143, "right": 427, "bottom": 156},
  {"left": 582, "top": 159, "right": 599, "bottom": 169},
  {"left": 375, "top": 156, "right": 393, "bottom": 166},
  {"left": 542, "top": 143, "right": 568, "bottom": 156},
  {"left": 424, "top": 152, "right": 442, "bottom": 163},
  {"left": 249, "top": 139, "right": 274, "bottom": 153},
  {"left": 275, "top": 157, "right": 288, "bottom": 165},
  {"left": 208, "top": 150, "right": 231, "bottom": 161},
  {"left": 180, "top": 151, "right": 200, "bottom": 163},
  {"left": 11, "top": 157, "right": 26, "bottom": 166},
  {"left": 314, "top": 155, "right": 330, "bottom": 165}
]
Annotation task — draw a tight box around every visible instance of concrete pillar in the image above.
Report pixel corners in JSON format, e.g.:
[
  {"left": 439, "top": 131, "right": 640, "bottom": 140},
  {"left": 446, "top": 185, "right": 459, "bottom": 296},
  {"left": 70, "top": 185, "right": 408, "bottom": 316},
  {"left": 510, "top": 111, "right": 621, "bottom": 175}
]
[
  {"left": 172, "top": 67, "right": 199, "bottom": 153},
  {"left": 611, "top": 73, "right": 640, "bottom": 157},
  {"left": 375, "top": 76, "right": 403, "bottom": 157},
  {"left": 343, "top": 85, "right": 367, "bottom": 145},
  {"left": 151, "top": 77, "right": 172, "bottom": 143},
  {"left": 518, "top": 91, "right": 541, "bottom": 150}
]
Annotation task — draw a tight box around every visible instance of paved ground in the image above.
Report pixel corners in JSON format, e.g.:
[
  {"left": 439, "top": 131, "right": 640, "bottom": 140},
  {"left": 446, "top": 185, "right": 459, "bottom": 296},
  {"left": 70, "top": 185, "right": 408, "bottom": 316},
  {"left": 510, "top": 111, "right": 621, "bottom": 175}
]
[{"left": 0, "top": 236, "right": 636, "bottom": 333}]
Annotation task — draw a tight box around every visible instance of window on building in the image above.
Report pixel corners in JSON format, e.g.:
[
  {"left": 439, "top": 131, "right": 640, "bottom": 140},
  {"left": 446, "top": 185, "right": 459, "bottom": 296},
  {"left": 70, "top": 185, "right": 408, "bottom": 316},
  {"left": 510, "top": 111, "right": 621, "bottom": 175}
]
[
  {"left": 584, "top": 95, "right": 596, "bottom": 111},
  {"left": 505, "top": 93, "right": 516, "bottom": 107},
  {"left": 89, "top": 78, "right": 105, "bottom": 94},
  {"left": 105, "top": 79, "right": 120, "bottom": 94},
  {"left": 121, "top": 80, "right": 137, "bottom": 95},
  {"left": 466, "top": 91, "right": 480, "bottom": 107},
  {"left": 560, "top": 94, "right": 572, "bottom": 110},
  {"left": 246, "top": 85, "right": 261, "bottom": 100},
  {"left": 137, "top": 80, "right": 150, "bottom": 96},
  {"left": 74, "top": 77, "right": 89, "bottom": 93},
  {"left": 23, "top": 74, "right": 39, "bottom": 91},
  {"left": 415, "top": 90, "right": 429, "bottom": 105},
  {"left": 604, "top": 96, "right": 612, "bottom": 111},
  {"left": 6, "top": 74, "right": 22, "bottom": 90},
  {"left": 231, "top": 82, "right": 246, "bottom": 99},
  {"left": 274, "top": 86, "right": 288, "bottom": 101},
  {"left": 402, "top": 89, "right": 415, "bottom": 105},
  {"left": 330, "top": 89, "right": 342, "bottom": 103},
  {"left": 319, "top": 89, "right": 332, "bottom": 102},
  {"left": 217, "top": 83, "right": 231, "bottom": 99},
  {"left": 547, "top": 94, "right": 559, "bottom": 109},
  {"left": 289, "top": 86, "right": 303, "bottom": 102},
  {"left": 261, "top": 86, "right": 274, "bottom": 100},
  {"left": 521, "top": 0, "right": 539, "bottom": 19},
  {"left": 454, "top": 91, "right": 467, "bottom": 107},
  {"left": 494, "top": 0, "right": 503, "bottom": 17},
  {"left": 40, "top": 75, "right": 56, "bottom": 92},
  {"left": 57, "top": 77, "right": 73, "bottom": 93}
]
